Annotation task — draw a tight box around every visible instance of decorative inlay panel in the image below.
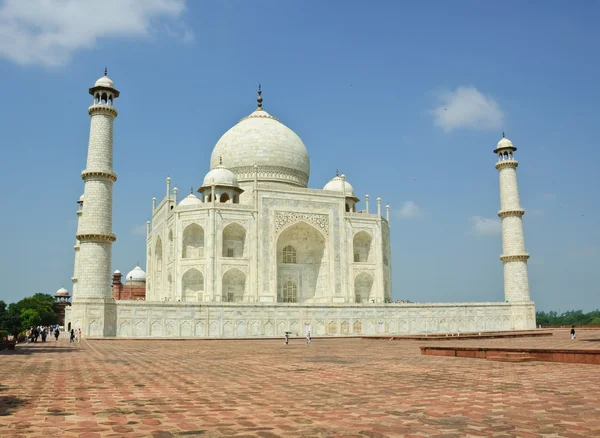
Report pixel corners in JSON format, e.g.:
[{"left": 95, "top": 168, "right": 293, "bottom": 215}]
[{"left": 275, "top": 211, "right": 329, "bottom": 236}]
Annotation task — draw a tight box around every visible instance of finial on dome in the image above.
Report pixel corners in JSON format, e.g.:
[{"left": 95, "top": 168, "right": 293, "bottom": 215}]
[
  {"left": 220, "top": 156, "right": 223, "bottom": 165},
  {"left": 336, "top": 169, "right": 339, "bottom": 177},
  {"left": 104, "top": 67, "right": 107, "bottom": 76},
  {"left": 257, "top": 84, "right": 263, "bottom": 108},
  {"left": 502, "top": 131, "right": 505, "bottom": 138},
  {"left": 190, "top": 186, "right": 193, "bottom": 194}
]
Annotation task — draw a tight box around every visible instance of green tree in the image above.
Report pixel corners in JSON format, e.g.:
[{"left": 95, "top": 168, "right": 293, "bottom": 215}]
[
  {"left": 16, "top": 293, "right": 57, "bottom": 326},
  {"left": 20, "top": 308, "right": 41, "bottom": 329}
]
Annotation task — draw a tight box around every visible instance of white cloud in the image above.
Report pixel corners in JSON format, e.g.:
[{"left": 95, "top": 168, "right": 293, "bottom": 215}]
[
  {"left": 431, "top": 86, "right": 504, "bottom": 132},
  {"left": 0, "top": 0, "right": 192, "bottom": 67},
  {"left": 132, "top": 224, "right": 147, "bottom": 237},
  {"left": 470, "top": 216, "right": 501, "bottom": 237},
  {"left": 397, "top": 201, "right": 422, "bottom": 219}
]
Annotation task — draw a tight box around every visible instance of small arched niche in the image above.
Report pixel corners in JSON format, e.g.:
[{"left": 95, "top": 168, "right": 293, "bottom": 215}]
[
  {"left": 353, "top": 231, "right": 373, "bottom": 263},
  {"left": 182, "top": 224, "right": 204, "bottom": 259},
  {"left": 222, "top": 223, "right": 246, "bottom": 258}
]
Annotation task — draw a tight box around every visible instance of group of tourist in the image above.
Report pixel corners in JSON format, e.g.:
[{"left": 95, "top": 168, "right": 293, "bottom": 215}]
[
  {"left": 25, "top": 325, "right": 60, "bottom": 343},
  {"left": 24, "top": 326, "right": 83, "bottom": 344}
]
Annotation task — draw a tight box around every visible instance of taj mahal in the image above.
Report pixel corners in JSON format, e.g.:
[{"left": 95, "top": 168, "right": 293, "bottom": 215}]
[{"left": 64, "top": 72, "right": 536, "bottom": 338}]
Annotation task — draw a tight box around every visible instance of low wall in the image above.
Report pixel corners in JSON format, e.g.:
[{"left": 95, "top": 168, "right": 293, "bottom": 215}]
[
  {"left": 420, "top": 346, "right": 600, "bottom": 365},
  {"left": 67, "top": 300, "right": 536, "bottom": 337}
]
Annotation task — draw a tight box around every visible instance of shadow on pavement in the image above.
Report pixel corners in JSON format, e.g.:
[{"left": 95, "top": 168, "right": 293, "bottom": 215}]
[{"left": 0, "top": 385, "right": 27, "bottom": 417}]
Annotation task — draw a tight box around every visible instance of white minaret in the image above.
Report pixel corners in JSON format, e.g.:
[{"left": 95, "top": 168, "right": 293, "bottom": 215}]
[
  {"left": 71, "top": 194, "right": 84, "bottom": 298},
  {"left": 71, "top": 70, "right": 119, "bottom": 336},
  {"left": 495, "top": 135, "right": 531, "bottom": 302}
]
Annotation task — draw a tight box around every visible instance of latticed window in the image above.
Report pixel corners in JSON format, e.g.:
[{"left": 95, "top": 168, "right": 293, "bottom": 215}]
[
  {"left": 227, "top": 292, "right": 234, "bottom": 302},
  {"left": 282, "top": 245, "right": 297, "bottom": 264},
  {"left": 283, "top": 280, "right": 297, "bottom": 303},
  {"left": 355, "top": 294, "right": 362, "bottom": 303},
  {"left": 227, "top": 248, "right": 234, "bottom": 258}
]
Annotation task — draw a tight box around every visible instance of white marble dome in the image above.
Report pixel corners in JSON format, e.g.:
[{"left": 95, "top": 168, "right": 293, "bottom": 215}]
[
  {"left": 94, "top": 75, "right": 115, "bottom": 88},
  {"left": 179, "top": 193, "right": 202, "bottom": 207},
  {"left": 126, "top": 266, "right": 146, "bottom": 283},
  {"left": 323, "top": 175, "right": 357, "bottom": 198},
  {"left": 210, "top": 106, "right": 310, "bottom": 187},
  {"left": 202, "top": 166, "right": 239, "bottom": 188},
  {"left": 56, "top": 287, "right": 70, "bottom": 297},
  {"left": 496, "top": 137, "right": 514, "bottom": 149}
]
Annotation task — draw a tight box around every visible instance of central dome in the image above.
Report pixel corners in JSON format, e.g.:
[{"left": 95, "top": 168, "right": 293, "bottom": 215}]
[{"left": 210, "top": 93, "right": 310, "bottom": 188}]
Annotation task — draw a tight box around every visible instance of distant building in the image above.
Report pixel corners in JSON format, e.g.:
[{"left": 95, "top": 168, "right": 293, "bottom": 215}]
[
  {"left": 112, "top": 266, "right": 146, "bottom": 301},
  {"left": 54, "top": 287, "right": 71, "bottom": 327}
]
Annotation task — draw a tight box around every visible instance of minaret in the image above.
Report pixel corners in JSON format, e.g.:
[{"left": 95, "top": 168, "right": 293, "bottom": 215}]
[
  {"left": 72, "top": 70, "right": 120, "bottom": 336},
  {"left": 495, "top": 135, "right": 531, "bottom": 302},
  {"left": 71, "top": 194, "right": 84, "bottom": 298}
]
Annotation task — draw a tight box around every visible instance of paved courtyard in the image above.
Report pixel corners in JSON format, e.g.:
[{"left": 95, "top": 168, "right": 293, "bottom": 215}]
[{"left": 1, "top": 330, "right": 600, "bottom": 437}]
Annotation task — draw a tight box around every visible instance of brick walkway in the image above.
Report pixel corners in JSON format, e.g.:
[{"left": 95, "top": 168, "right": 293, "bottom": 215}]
[{"left": 1, "top": 330, "right": 599, "bottom": 437}]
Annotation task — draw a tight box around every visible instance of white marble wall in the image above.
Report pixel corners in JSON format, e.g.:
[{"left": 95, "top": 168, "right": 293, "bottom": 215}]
[{"left": 105, "top": 301, "right": 536, "bottom": 338}]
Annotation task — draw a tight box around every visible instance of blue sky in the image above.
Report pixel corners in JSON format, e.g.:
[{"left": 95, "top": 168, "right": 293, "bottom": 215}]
[{"left": 0, "top": 0, "right": 598, "bottom": 311}]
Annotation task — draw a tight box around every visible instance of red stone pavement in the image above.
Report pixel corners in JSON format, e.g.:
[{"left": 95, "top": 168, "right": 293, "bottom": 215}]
[{"left": 1, "top": 330, "right": 599, "bottom": 437}]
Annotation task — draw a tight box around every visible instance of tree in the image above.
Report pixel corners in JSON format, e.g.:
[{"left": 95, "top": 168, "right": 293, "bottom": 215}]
[{"left": 20, "top": 308, "right": 41, "bottom": 329}]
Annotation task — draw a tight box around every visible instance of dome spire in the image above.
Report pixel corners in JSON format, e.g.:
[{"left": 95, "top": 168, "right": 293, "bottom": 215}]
[
  {"left": 257, "top": 84, "right": 263, "bottom": 109},
  {"left": 104, "top": 67, "right": 107, "bottom": 76}
]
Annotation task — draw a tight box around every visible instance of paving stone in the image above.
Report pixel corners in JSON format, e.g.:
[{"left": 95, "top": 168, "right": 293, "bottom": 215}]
[{"left": 0, "top": 330, "right": 599, "bottom": 436}]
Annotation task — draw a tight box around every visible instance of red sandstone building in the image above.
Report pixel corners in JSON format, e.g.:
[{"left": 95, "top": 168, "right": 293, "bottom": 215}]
[
  {"left": 55, "top": 287, "right": 71, "bottom": 327},
  {"left": 112, "top": 266, "right": 146, "bottom": 300}
]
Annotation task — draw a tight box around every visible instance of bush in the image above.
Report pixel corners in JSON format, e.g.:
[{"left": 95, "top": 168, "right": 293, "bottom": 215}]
[{"left": 0, "top": 329, "right": 8, "bottom": 340}]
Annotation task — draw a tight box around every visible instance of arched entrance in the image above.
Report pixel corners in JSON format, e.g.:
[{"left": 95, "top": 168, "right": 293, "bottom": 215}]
[{"left": 276, "top": 221, "right": 328, "bottom": 303}]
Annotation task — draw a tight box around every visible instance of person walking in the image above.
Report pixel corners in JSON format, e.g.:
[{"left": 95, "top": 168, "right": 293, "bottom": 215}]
[
  {"left": 77, "top": 328, "right": 82, "bottom": 343},
  {"left": 285, "top": 333, "right": 289, "bottom": 345},
  {"left": 70, "top": 329, "right": 75, "bottom": 343},
  {"left": 54, "top": 327, "right": 60, "bottom": 341},
  {"left": 306, "top": 330, "right": 311, "bottom": 346},
  {"left": 570, "top": 326, "right": 576, "bottom": 340}
]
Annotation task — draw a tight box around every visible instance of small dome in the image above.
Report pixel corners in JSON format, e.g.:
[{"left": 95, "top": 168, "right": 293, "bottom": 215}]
[
  {"left": 114, "top": 269, "right": 121, "bottom": 274},
  {"left": 323, "top": 175, "right": 357, "bottom": 198},
  {"left": 94, "top": 75, "right": 115, "bottom": 89},
  {"left": 56, "top": 287, "right": 70, "bottom": 297},
  {"left": 497, "top": 137, "right": 514, "bottom": 148},
  {"left": 202, "top": 166, "right": 239, "bottom": 189},
  {"left": 178, "top": 193, "right": 203, "bottom": 207},
  {"left": 125, "top": 266, "right": 146, "bottom": 283}
]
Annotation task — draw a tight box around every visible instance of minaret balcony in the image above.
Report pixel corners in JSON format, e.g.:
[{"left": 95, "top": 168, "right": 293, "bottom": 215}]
[
  {"left": 88, "top": 105, "right": 118, "bottom": 117},
  {"left": 500, "top": 254, "right": 530, "bottom": 262},
  {"left": 81, "top": 170, "right": 117, "bottom": 182},
  {"left": 495, "top": 160, "right": 519, "bottom": 170},
  {"left": 497, "top": 209, "right": 525, "bottom": 218}
]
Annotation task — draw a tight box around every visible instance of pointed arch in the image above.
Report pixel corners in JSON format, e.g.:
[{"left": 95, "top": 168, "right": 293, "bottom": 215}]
[
  {"left": 353, "top": 231, "right": 373, "bottom": 263},
  {"left": 182, "top": 268, "right": 203, "bottom": 302},
  {"left": 282, "top": 245, "right": 296, "bottom": 264},
  {"left": 276, "top": 221, "right": 328, "bottom": 303},
  {"left": 282, "top": 278, "right": 297, "bottom": 302},
  {"left": 155, "top": 236, "right": 163, "bottom": 272},
  {"left": 220, "top": 193, "right": 230, "bottom": 203},
  {"left": 182, "top": 223, "right": 204, "bottom": 259},
  {"left": 354, "top": 272, "right": 374, "bottom": 303},
  {"left": 222, "top": 222, "right": 246, "bottom": 258},
  {"left": 222, "top": 268, "right": 246, "bottom": 302}
]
